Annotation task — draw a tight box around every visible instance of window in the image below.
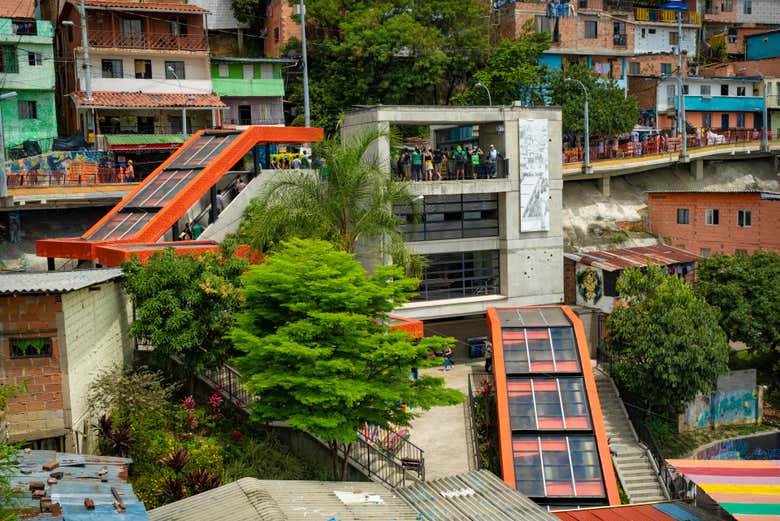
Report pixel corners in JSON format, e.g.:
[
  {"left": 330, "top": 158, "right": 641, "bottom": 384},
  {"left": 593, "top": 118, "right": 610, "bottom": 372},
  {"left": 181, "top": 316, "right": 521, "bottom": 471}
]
[
  {"left": 721, "top": 113, "right": 730, "bottom": 129},
  {"left": 10, "top": 337, "right": 52, "bottom": 358},
  {"left": 737, "top": 210, "right": 752, "bottom": 227},
  {"left": 727, "top": 26, "right": 737, "bottom": 43},
  {"left": 397, "top": 193, "right": 499, "bottom": 242},
  {"left": 273, "top": 26, "right": 280, "bottom": 43},
  {"left": 648, "top": 28, "right": 656, "bottom": 34},
  {"left": 119, "top": 17, "right": 143, "bottom": 46},
  {"left": 242, "top": 64, "right": 254, "bottom": 80},
  {"left": 218, "top": 63, "right": 229, "bottom": 77},
  {"left": 165, "top": 61, "right": 185, "bottom": 79},
  {"left": 260, "top": 63, "right": 274, "bottom": 79},
  {"left": 502, "top": 327, "right": 580, "bottom": 374},
  {"left": 683, "top": 85, "right": 689, "bottom": 95},
  {"left": 735, "top": 249, "right": 747, "bottom": 255},
  {"left": 744, "top": 0, "right": 752, "bottom": 14},
  {"left": 603, "top": 271, "right": 618, "bottom": 297},
  {"left": 736, "top": 86, "right": 746, "bottom": 96},
  {"left": 702, "top": 112, "right": 712, "bottom": 128},
  {"left": 641, "top": 27, "right": 645, "bottom": 38},
  {"left": 238, "top": 104, "right": 252, "bottom": 125},
  {"left": 700, "top": 85, "right": 711, "bottom": 96},
  {"left": 507, "top": 378, "right": 591, "bottom": 431},
  {"left": 18, "top": 100, "right": 37, "bottom": 119},
  {"left": 737, "top": 112, "right": 745, "bottom": 128},
  {"left": 0, "top": 46, "right": 18, "bottom": 73},
  {"left": 170, "top": 20, "right": 187, "bottom": 35},
  {"left": 584, "top": 20, "right": 598, "bottom": 39},
  {"left": 705, "top": 209, "right": 719, "bottom": 225},
  {"left": 629, "top": 62, "right": 640, "bottom": 75},
  {"left": 676, "top": 208, "right": 690, "bottom": 224},
  {"left": 721, "top": 0, "right": 732, "bottom": 11},
  {"left": 12, "top": 20, "right": 36, "bottom": 35},
  {"left": 134, "top": 59, "right": 151, "bottom": 79},
  {"left": 701, "top": 248, "right": 711, "bottom": 257},
  {"left": 534, "top": 15, "right": 551, "bottom": 34},
  {"left": 666, "top": 84, "right": 676, "bottom": 106},
  {"left": 27, "top": 52, "right": 42, "bottom": 66},
  {"left": 415, "top": 250, "right": 499, "bottom": 301},
  {"left": 721, "top": 84, "right": 729, "bottom": 96},
  {"left": 101, "top": 59, "right": 123, "bottom": 78},
  {"left": 669, "top": 31, "right": 679, "bottom": 45},
  {"left": 661, "top": 63, "right": 672, "bottom": 76}
]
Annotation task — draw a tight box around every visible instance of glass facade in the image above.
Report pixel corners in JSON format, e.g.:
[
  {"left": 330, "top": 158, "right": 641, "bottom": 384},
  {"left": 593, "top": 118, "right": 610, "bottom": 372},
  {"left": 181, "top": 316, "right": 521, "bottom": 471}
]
[
  {"left": 396, "top": 193, "right": 499, "bottom": 242},
  {"left": 507, "top": 377, "right": 591, "bottom": 430},
  {"left": 502, "top": 327, "right": 580, "bottom": 374},
  {"left": 414, "top": 250, "right": 500, "bottom": 301}
]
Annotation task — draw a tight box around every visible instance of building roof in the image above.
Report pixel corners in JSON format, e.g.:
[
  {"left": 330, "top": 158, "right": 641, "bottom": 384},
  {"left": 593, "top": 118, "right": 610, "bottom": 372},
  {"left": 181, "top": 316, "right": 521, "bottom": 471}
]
[
  {"left": 105, "top": 134, "right": 186, "bottom": 149},
  {"left": 647, "top": 189, "right": 780, "bottom": 198},
  {"left": 564, "top": 245, "right": 699, "bottom": 272},
  {"left": 668, "top": 459, "right": 780, "bottom": 521},
  {"left": 0, "top": 0, "right": 35, "bottom": 18},
  {"left": 70, "top": 0, "right": 208, "bottom": 13},
  {"left": 700, "top": 57, "right": 780, "bottom": 80},
  {"left": 211, "top": 56, "right": 297, "bottom": 64},
  {"left": 70, "top": 92, "right": 225, "bottom": 109},
  {"left": 398, "top": 470, "right": 558, "bottom": 521},
  {"left": 0, "top": 268, "right": 123, "bottom": 294},
  {"left": 147, "top": 477, "right": 420, "bottom": 521},
  {"left": 553, "top": 501, "right": 718, "bottom": 521},
  {"left": 12, "top": 450, "right": 147, "bottom": 520},
  {"left": 188, "top": 0, "right": 244, "bottom": 29}
]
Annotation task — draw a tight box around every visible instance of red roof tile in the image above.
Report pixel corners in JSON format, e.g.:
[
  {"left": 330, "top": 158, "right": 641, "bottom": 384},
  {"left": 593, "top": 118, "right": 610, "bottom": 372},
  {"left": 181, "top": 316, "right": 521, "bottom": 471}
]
[
  {"left": 0, "top": 0, "right": 35, "bottom": 18},
  {"left": 70, "top": 91, "right": 225, "bottom": 109},
  {"left": 70, "top": 0, "right": 208, "bottom": 13}
]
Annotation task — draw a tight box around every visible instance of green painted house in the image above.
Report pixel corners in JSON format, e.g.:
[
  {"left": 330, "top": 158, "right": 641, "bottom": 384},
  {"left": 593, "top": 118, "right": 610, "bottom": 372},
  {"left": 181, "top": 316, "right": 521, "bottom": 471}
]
[
  {"left": 210, "top": 57, "right": 294, "bottom": 126},
  {"left": 0, "top": 14, "right": 57, "bottom": 157}
]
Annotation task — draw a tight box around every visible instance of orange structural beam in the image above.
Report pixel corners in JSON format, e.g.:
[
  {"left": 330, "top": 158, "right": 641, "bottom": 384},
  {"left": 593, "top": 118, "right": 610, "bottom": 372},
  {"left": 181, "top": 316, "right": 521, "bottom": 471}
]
[
  {"left": 388, "top": 314, "right": 424, "bottom": 339},
  {"left": 94, "top": 240, "right": 221, "bottom": 267}
]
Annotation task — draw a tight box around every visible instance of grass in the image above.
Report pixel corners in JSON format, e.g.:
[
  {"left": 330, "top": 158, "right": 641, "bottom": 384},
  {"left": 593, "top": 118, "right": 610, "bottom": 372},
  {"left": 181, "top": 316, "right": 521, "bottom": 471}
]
[{"left": 647, "top": 415, "right": 775, "bottom": 458}]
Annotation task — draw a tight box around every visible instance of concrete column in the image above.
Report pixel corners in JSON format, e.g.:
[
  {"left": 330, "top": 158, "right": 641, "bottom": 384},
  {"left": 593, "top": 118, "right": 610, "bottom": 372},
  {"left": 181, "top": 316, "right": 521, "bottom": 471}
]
[
  {"left": 691, "top": 159, "right": 704, "bottom": 180},
  {"left": 598, "top": 176, "right": 610, "bottom": 197}
]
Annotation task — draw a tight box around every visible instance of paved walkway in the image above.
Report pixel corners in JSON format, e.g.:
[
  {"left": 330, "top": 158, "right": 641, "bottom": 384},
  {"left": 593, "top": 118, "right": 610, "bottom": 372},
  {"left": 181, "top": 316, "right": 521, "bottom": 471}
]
[{"left": 406, "top": 362, "right": 478, "bottom": 480}]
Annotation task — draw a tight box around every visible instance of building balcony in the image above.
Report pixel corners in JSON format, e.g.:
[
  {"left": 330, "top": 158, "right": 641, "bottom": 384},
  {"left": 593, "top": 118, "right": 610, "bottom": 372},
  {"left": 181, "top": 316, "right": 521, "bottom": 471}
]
[
  {"left": 86, "top": 29, "right": 207, "bottom": 52},
  {"left": 86, "top": 77, "right": 213, "bottom": 95},
  {"left": 634, "top": 7, "right": 701, "bottom": 24}
]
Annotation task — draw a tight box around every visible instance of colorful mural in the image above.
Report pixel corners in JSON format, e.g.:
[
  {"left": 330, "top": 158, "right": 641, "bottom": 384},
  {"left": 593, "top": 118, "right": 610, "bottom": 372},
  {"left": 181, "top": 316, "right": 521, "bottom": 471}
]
[
  {"left": 576, "top": 268, "right": 603, "bottom": 304},
  {"left": 679, "top": 370, "right": 761, "bottom": 431},
  {"left": 5, "top": 150, "right": 115, "bottom": 186}
]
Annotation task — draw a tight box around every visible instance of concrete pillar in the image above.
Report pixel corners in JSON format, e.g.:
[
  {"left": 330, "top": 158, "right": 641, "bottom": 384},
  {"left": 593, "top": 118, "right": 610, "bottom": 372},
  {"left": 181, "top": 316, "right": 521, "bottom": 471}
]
[
  {"left": 598, "top": 176, "right": 610, "bottom": 197},
  {"left": 691, "top": 159, "right": 704, "bottom": 180}
]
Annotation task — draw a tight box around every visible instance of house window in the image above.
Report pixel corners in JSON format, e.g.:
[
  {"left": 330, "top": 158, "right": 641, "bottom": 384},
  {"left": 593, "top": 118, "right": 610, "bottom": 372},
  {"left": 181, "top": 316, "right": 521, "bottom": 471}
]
[
  {"left": 170, "top": 20, "right": 187, "bottom": 35},
  {"left": 701, "top": 248, "right": 711, "bottom": 257},
  {"left": 165, "top": 61, "right": 185, "bottom": 79},
  {"left": 641, "top": 27, "right": 645, "bottom": 38},
  {"left": 101, "top": 59, "right": 123, "bottom": 79},
  {"left": 134, "top": 59, "right": 151, "bottom": 79},
  {"left": 683, "top": 85, "right": 689, "bottom": 95},
  {"left": 238, "top": 105, "right": 252, "bottom": 125},
  {"left": 27, "top": 52, "right": 42, "bottom": 66},
  {"left": 9, "top": 337, "right": 52, "bottom": 358},
  {"left": 705, "top": 209, "right": 719, "bottom": 225},
  {"left": 721, "top": 84, "right": 729, "bottom": 95},
  {"left": 700, "top": 85, "right": 711, "bottom": 96},
  {"left": 661, "top": 63, "right": 672, "bottom": 76},
  {"left": 629, "top": 62, "right": 640, "bottom": 75},
  {"left": 274, "top": 26, "right": 280, "bottom": 43},
  {"left": 721, "top": 0, "right": 732, "bottom": 11},
  {"left": 669, "top": 31, "right": 679, "bottom": 45},
  {"left": 676, "top": 208, "right": 690, "bottom": 224},
  {"left": 737, "top": 112, "right": 745, "bottom": 128},
  {"left": 603, "top": 271, "right": 618, "bottom": 297},
  {"left": 648, "top": 28, "right": 656, "bottom": 34},
  {"left": 0, "top": 46, "right": 18, "bottom": 73},
  {"left": 703, "top": 112, "right": 712, "bottom": 128},
  {"left": 242, "top": 64, "right": 254, "bottom": 80},
  {"left": 721, "top": 113, "right": 730, "bottom": 129},
  {"left": 584, "top": 20, "right": 598, "bottom": 39},
  {"left": 735, "top": 249, "right": 747, "bottom": 255},
  {"left": 218, "top": 63, "right": 229, "bottom": 77},
  {"left": 534, "top": 15, "right": 551, "bottom": 34},
  {"left": 260, "top": 63, "right": 274, "bottom": 79},
  {"left": 736, "top": 86, "right": 746, "bottom": 96},
  {"left": 396, "top": 193, "right": 500, "bottom": 242},
  {"left": 744, "top": 0, "right": 752, "bottom": 14},
  {"left": 18, "top": 100, "right": 37, "bottom": 119},
  {"left": 737, "top": 210, "right": 752, "bottom": 227},
  {"left": 258, "top": 103, "right": 272, "bottom": 122}
]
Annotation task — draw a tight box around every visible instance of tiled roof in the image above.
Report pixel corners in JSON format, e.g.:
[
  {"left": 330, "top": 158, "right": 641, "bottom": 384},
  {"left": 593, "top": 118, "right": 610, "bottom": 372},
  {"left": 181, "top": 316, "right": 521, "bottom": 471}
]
[
  {"left": 70, "top": 91, "right": 225, "bottom": 109},
  {"left": 0, "top": 268, "right": 123, "bottom": 294},
  {"left": 0, "top": 0, "right": 35, "bottom": 18},
  {"left": 71, "top": 0, "right": 208, "bottom": 13},
  {"left": 565, "top": 245, "right": 700, "bottom": 272}
]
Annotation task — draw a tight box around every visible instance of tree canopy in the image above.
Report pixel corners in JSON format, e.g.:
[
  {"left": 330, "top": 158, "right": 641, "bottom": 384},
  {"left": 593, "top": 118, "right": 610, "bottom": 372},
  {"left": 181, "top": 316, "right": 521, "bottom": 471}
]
[
  {"left": 121, "top": 243, "right": 248, "bottom": 377},
  {"left": 605, "top": 266, "right": 729, "bottom": 415},
  {"left": 230, "top": 239, "right": 463, "bottom": 478}
]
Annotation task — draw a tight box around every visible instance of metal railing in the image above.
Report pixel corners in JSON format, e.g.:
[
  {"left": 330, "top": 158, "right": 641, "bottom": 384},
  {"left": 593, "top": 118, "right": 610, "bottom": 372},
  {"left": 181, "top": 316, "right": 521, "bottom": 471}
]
[
  {"left": 87, "top": 29, "right": 208, "bottom": 51},
  {"left": 200, "top": 363, "right": 254, "bottom": 408},
  {"left": 395, "top": 158, "right": 509, "bottom": 181},
  {"left": 6, "top": 168, "right": 131, "bottom": 187}
]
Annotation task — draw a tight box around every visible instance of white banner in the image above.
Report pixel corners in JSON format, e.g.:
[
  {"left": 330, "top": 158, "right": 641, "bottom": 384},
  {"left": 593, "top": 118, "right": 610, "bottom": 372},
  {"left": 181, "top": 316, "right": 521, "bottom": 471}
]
[{"left": 518, "top": 119, "right": 550, "bottom": 232}]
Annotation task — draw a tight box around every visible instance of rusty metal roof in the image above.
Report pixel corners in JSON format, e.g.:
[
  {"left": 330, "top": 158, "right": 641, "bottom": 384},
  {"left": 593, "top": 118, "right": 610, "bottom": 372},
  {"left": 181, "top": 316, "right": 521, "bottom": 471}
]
[
  {"left": 564, "top": 245, "right": 699, "bottom": 272},
  {"left": 553, "top": 501, "right": 718, "bottom": 521}
]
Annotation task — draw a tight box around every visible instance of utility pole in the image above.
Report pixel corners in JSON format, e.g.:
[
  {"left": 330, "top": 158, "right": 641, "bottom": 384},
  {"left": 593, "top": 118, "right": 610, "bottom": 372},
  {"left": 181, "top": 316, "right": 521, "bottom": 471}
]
[
  {"left": 672, "top": 5, "right": 687, "bottom": 160},
  {"left": 300, "top": 0, "right": 310, "bottom": 127},
  {"left": 80, "top": 0, "right": 92, "bottom": 101}
]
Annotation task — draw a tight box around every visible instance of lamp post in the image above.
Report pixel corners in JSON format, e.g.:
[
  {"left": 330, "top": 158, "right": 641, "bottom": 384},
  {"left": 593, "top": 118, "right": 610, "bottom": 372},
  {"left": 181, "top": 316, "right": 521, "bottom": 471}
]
[
  {"left": 475, "top": 82, "right": 492, "bottom": 106},
  {"left": 663, "top": 1, "right": 688, "bottom": 160},
  {"left": 739, "top": 66, "right": 770, "bottom": 152},
  {"left": 167, "top": 65, "right": 188, "bottom": 139},
  {"left": 565, "top": 78, "right": 590, "bottom": 174},
  {"left": 300, "top": 0, "right": 310, "bottom": 127},
  {"left": 0, "top": 91, "right": 18, "bottom": 198}
]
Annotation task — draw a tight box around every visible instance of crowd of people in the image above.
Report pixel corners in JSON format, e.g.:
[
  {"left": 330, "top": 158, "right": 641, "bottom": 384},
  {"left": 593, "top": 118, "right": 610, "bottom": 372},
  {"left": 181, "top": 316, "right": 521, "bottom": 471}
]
[{"left": 393, "top": 144, "right": 502, "bottom": 181}]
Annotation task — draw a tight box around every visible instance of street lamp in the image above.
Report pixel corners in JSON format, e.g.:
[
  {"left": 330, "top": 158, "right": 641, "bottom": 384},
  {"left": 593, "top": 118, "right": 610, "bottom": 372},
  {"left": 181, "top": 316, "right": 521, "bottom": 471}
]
[
  {"left": 475, "top": 82, "right": 492, "bottom": 106},
  {"left": 739, "top": 66, "right": 770, "bottom": 152},
  {"left": 565, "top": 78, "right": 590, "bottom": 174},
  {"left": 167, "top": 65, "right": 188, "bottom": 139},
  {"left": 0, "top": 91, "right": 18, "bottom": 198},
  {"left": 300, "top": 0, "right": 310, "bottom": 127},
  {"left": 663, "top": 1, "right": 688, "bottom": 160}
]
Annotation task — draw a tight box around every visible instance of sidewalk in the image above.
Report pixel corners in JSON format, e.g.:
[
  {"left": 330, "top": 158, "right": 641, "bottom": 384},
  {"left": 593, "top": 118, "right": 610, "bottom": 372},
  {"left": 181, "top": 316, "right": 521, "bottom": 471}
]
[{"left": 407, "top": 362, "right": 477, "bottom": 480}]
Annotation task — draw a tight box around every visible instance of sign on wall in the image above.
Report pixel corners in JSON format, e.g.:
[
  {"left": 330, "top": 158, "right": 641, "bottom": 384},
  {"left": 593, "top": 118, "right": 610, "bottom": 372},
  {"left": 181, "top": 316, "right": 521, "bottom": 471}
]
[{"left": 518, "top": 119, "right": 550, "bottom": 232}]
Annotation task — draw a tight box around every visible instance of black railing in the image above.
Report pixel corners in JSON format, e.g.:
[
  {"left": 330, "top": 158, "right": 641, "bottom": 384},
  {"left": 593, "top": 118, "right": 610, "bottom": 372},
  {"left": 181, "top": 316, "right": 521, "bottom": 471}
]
[
  {"left": 395, "top": 158, "right": 509, "bottom": 182},
  {"left": 467, "top": 372, "right": 490, "bottom": 470},
  {"left": 200, "top": 363, "right": 254, "bottom": 408}
]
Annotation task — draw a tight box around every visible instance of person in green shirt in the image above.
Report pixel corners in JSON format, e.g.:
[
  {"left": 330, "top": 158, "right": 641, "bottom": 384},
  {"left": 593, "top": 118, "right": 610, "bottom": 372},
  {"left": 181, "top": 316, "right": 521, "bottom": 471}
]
[
  {"left": 411, "top": 147, "right": 423, "bottom": 181},
  {"left": 453, "top": 145, "right": 467, "bottom": 180},
  {"left": 470, "top": 146, "right": 483, "bottom": 179},
  {"left": 301, "top": 151, "right": 310, "bottom": 168},
  {"left": 191, "top": 221, "right": 204, "bottom": 239}
]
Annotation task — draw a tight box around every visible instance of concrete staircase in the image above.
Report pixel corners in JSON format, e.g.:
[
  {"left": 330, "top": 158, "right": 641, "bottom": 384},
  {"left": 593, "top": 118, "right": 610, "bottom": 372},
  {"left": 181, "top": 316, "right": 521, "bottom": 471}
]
[{"left": 594, "top": 368, "right": 667, "bottom": 503}]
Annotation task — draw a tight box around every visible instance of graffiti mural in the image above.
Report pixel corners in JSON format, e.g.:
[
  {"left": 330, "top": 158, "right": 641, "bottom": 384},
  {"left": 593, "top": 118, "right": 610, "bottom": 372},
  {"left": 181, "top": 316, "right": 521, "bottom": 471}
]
[
  {"left": 694, "top": 433, "right": 780, "bottom": 460},
  {"left": 680, "top": 378, "right": 761, "bottom": 432},
  {"left": 576, "top": 268, "right": 603, "bottom": 304}
]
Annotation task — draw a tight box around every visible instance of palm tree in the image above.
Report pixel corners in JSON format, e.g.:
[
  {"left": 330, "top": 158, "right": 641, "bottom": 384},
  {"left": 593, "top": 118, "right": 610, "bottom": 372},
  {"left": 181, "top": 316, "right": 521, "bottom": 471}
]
[{"left": 239, "top": 130, "right": 421, "bottom": 273}]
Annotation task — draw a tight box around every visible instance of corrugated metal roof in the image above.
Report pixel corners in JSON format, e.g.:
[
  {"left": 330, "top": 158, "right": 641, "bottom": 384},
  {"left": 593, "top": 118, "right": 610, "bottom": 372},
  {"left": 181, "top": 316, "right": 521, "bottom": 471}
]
[
  {"left": 565, "top": 245, "right": 699, "bottom": 272},
  {"left": 105, "top": 135, "right": 185, "bottom": 146},
  {"left": 147, "top": 477, "right": 420, "bottom": 521},
  {"left": 398, "top": 470, "right": 558, "bottom": 521},
  {"left": 553, "top": 501, "right": 716, "bottom": 521},
  {"left": 0, "top": 268, "right": 123, "bottom": 294},
  {"left": 12, "top": 450, "right": 147, "bottom": 520}
]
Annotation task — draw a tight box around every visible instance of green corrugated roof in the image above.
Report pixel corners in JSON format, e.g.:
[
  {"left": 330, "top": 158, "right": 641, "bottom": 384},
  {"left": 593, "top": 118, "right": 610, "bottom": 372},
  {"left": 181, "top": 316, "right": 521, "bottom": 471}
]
[{"left": 105, "top": 134, "right": 186, "bottom": 145}]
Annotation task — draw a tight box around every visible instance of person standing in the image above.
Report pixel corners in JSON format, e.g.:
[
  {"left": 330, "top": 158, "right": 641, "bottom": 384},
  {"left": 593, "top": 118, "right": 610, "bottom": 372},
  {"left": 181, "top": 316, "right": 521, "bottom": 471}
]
[
  {"left": 470, "top": 146, "right": 483, "bottom": 179},
  {"left": 453, "top": 145, "right": 466, "bottom": 180},
  {"left": 124, "top": 160, "right": 135, "bottom": 182},
  {"left": 484, "top": 339, "right": 493, "bottom": 372},
  {"left": 433, "top": 146, "right": 444, "bottom": 180},
  {"left": 411, "top": 147, "right": 423, "bottom": 181},
  {"left": 301, "top": 151, "right": 310, "bottom": 168},
  {"left": 292, "top": 155, "right": 302, "bottom": 169},
  {"left": 423, "top": 147, "right": 434, "bottom": 181},
  {"left": 486, "top": 144, "right": 499, "bottom": 178}
]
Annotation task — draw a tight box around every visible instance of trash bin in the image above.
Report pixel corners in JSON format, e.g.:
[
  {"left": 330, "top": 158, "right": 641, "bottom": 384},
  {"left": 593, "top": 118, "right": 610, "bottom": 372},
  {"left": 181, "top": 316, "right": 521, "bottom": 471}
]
[{"left": 468, "top": 336, "right": 487, "bottom": 358}]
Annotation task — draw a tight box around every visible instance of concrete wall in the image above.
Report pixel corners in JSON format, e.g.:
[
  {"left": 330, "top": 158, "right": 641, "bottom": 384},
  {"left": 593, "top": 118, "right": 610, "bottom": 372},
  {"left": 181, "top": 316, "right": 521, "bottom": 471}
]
[
  {"left": 80, "top": 51, "right": 212, "bottom": 93},
  {"left": 633, "top": 25, "right": 696, "bottom": 55},
  {"left": 679, "top": 370, "right": 761, "bottom": 432},
  {"left": 736, "top": 0, "right": 780, "bottom": 24},
  {"left": 60, "top": 281, "right": 133, "bottom": 451}
]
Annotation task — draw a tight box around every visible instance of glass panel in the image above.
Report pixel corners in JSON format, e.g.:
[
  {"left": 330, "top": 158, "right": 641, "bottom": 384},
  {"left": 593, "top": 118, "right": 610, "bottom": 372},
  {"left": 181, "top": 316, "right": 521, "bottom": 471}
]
[
  {"left": 507, "top": 380, "right": 535, "bottom": 429},
  {"left": 569, "top": 437, "right": 605, "bottom": 497},
  {"left": 534, "top": 380, "right": 563, "bottom": 429},
  {"left": 541, "top": 438, "right": 574, "bottom": 496},
  {"left": 513, "top": 437, "right": 544, "bottom": 497},
  {"left": 550, "top": 328, "right": 580, "bottom": 371},
  {"left": 527, "top": 328, "right": 554, "bottom": 372},
  {"left": 560, "top": 378, "right": 591, "bottom": 429},
  {"left": 502, "top": 329, "right": 529, "bottom": 373}
]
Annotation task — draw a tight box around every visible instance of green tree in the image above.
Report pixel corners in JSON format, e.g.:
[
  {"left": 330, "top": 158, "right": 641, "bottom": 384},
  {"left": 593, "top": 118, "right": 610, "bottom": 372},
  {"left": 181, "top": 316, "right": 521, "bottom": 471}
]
[
  {"left": 121, "top": 243, "right": 248, "bottom": 381},
  {"left": 0, "top": 383, "right": 26, "bottom": 521},
  {"left": 231, "top": 239, "right": 463, "bottom": 479},
  {"left": 696, "top": 251, "right": 780, "bottom": 383},
  {"left": 605, "top": 266, "right": 729, "bottom": 415},
  {"left": 547, "top": 64, "right": 639, "bottom": 137},
  {"left": 240, "top": 130, "right": 419, "bottom": 271}
]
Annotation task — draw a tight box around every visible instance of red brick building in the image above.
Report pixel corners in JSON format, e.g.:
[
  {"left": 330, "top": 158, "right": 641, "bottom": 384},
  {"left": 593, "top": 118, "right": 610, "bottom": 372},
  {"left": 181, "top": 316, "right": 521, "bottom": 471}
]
[
  {"left": 0, "top": 269, "right": 132, "bottom": 451},
  {"left": 646, "top": 191, "right": 780, "bottom": 256},
  {"left": 264, "top": 0, "right": 301, "bottom": 58}
]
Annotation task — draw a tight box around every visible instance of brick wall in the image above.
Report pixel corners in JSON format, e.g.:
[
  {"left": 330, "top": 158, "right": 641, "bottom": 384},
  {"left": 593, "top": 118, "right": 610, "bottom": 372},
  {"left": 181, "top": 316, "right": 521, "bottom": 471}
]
[
  {"left": 647, "top": 192, "right": 780, "bottom": 255},
  {"left": 61, "top": 281, "right": 133, "bottom": 451},
  {"left": 563, "top": 257, "right": 576, "bottom": 305},
  {"left": 264, "top": 0, "right": 302, "bottom": 58},
  {"left": 0, "top": 293, "right": 66, "bottom": 443},
  {"left": 627, "top": 54, "right": 689, "bottom": 77}
]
